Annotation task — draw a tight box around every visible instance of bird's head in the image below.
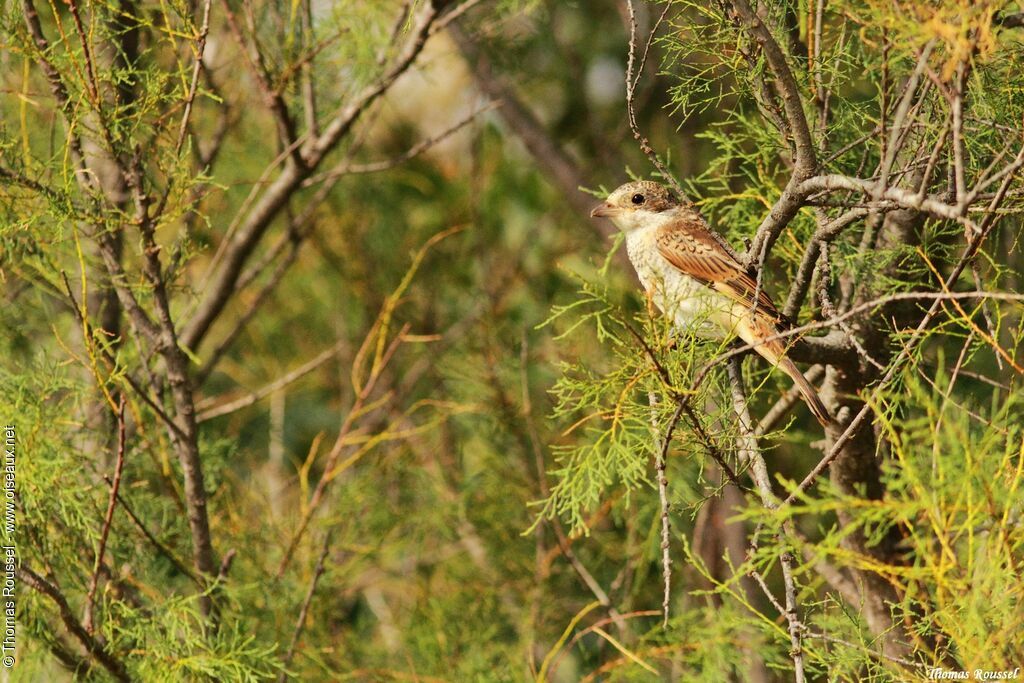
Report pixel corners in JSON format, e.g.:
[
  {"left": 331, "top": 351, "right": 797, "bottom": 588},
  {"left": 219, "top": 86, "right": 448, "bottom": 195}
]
[{"left": 590, "top": 181, "right": 682, "bottom": 232}]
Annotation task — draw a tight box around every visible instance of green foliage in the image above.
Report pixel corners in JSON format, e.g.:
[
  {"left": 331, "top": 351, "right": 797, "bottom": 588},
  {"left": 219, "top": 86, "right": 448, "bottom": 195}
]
[{"left": 3, "top": 0, "right": 1024, "bottom": 680}]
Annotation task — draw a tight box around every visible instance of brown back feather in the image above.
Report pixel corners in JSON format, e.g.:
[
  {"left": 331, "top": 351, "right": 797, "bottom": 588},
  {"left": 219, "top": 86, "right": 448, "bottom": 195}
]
[{"left": 655, "top": 214, "right": 781, "bottom": 321}]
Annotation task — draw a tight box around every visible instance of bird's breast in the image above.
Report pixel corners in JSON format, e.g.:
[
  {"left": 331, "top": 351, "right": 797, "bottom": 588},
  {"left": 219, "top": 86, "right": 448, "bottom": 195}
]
[{"left": 626, "top": 228, "right": 731, "bottom": 338}]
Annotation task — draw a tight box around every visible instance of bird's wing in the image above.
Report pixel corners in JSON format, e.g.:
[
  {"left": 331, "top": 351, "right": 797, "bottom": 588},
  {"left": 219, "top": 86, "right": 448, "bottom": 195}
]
[{"left": 655, "top": 214, "right": 781, "bottom": 319}]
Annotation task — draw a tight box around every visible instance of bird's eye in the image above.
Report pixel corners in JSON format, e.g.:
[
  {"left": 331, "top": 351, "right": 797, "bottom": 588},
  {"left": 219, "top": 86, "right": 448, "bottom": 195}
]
[{"left": 631, "top": 193, "right": 645, "bottom": 205}]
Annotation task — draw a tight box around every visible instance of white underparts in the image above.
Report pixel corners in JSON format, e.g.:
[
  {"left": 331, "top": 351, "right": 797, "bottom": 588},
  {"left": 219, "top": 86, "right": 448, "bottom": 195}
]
[{"left": 624, "top": 223, "right": 739, "bottom": 341}]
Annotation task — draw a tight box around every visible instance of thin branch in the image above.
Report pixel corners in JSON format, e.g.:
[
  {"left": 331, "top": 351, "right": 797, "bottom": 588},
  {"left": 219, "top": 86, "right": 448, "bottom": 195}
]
[
  {"left": 197, "top": 341, "right": 343, "bottom": 422},
  {"left": 877, "top": 41, "right": 935, "bottom": 194},
  {"left": 916, "top": 114, "right": 951, "bottom": 199},
  {"left": 112, "top": 486, "right": 201, "bottom": 586},
  {"left": 220, "top": 0, "right": 302, "bottom": 162},
  {"left": 951, "top": 63, "right": 968, "bottom": 208},
  {"left": 430, "top": 0, "right": 486, "bottom": 35},
  {"left": 182, "top": 1, "right": 444, "bottom": 352},
  {"left": 64, "top": 0, "right": 100, "bottom": 104},
  {"left": 783, "top": 208, "right": 869, "bottom": 319},
  {"left": 732, "top": 0, "right": 819, "bottom": 269},
  {"left": 747, "top": 560, "right": 787, "bottom": 616},
  {"left": 626, "top": 0, "right": 682, "bottom": 193},
  {"left": 83, "top": 396, "right": 128, "bottom": 633},
  {"left": 302, "top": 101, "right": 499, "bottom": 186},
  {"left": 129, "top": 149, "right": 219, "bottom": 616},
  {"left": 755, "top": 365, "right": 825, "bottom": 436},
  {"left": 816, "top": 245, "right": 886, "bottom": 371},
  {"left": 19, "top": 566, "right": 133, "bottom": 682},
  {"left": 648, "top": 392, "right": 682, "bottom": 626},
  {"left": 692, "top": 289, "right": 1024, "bottom": 390},
  {"left": 173, "top": 0, "right": 214, "bottom": 157},
  {"left": 277, "top": 532, "right": 332, "bottom": 683},
  {"left": 150, "top": 0, "right": 214, "bottom": 221},
  {"left": 796, "top": 173, "right": 983, "bottom": 232},
  {"left": 727, "top": 360, "right": 804, "bottom": 683},
  {"left": 217, "top": 549, "right": 238, "bottom": 582}
]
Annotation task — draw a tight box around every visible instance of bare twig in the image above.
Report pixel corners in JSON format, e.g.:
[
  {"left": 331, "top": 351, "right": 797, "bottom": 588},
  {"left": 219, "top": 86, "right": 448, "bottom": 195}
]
[
  {"left": 173, "top": 0, "right": 214, "bottom": 157},
  {"left": 727, "top": 360, "right": 805, "bottom": 683},
  {"left": 220, "top": 0, "right": 302, "bottom": 161},
  {"left": 197, "top": 341, "right": 344, "bottom": 422},
  {"left": 20, "top": 566, "right": 133, "bottom": 682},
  {"left": 302, "top": 101, "right": 499, "bottom": 186},
  {"left": 430, "top": 0, "right": 487, "bottom": 35},
  {"left": 648, "top": 392, "right": 681, "bottom": 626},
  {"left": 796, "top": 173, "right": 983, "bottom": 231},
  {"left": 783, "top": 208, "right": 869, "bottom": 319},
  {"left": 626, "top": 0, "right": 682, "bottom": 193},
  {"left": 877, "top": 41, "right": 935, "bottom": 195},
  {"left": 692, "top": 289, "right": 1024, "bottom": 390},
  {"left": 951, "top": 63, "right": 969, "bottom": 208},
  {"left": 731, "top": 0, "right": 819, "bottom": 269},
  {"left": 277, "top": 532, "right": 333, "bottom": 682},
  {"left": 83, "top": 396, "right": 128, "bottom": 633},
  {"left": 182, "top": 1, "right": 444, "bottom": 352},
  {"left": 217, "top": 549, "right": 238, "bottom": 582},
  {"left": 299, "top": 0, "right": 319, "bottom": 137},
  {"left": 816, "top": 246, "right": 886, "bottom": 371},
  {"left": 64, "top": 0, "right": 100, "bottom": 104}
]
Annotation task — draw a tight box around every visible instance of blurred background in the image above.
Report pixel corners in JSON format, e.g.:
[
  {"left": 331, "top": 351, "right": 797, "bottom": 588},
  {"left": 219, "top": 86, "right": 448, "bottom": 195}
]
[{"left": 4, "top": 0, "right": 1024, "bottom": 679}]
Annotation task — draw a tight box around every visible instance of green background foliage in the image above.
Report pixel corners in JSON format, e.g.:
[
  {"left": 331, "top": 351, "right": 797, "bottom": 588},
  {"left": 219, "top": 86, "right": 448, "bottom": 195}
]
[{"left": 2, "top": 0, "right": 1024, "bottom": 680}]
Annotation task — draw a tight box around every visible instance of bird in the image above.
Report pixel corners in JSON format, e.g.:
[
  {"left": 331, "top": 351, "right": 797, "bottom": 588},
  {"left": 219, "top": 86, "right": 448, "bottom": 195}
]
[{"left": 590, "top": 180, "right": 830, "bottom": 427}]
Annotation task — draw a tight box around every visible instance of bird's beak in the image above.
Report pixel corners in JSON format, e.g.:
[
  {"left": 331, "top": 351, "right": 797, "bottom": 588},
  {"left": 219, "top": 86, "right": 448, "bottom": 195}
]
[{"left": 591, "top": 202, "right": 618, "bottom": 218}]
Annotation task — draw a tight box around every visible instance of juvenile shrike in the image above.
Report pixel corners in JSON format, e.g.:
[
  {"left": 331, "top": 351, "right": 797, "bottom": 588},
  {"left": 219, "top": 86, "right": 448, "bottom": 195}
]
[{"left": 591, "top": 180, "right": 830, "bottom": 426}]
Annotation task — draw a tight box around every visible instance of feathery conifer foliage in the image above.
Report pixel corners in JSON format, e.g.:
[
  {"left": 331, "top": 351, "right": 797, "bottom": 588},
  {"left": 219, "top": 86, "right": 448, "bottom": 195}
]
[{"left": 1, "top": 0, "right": 1023, "bottom": 680}]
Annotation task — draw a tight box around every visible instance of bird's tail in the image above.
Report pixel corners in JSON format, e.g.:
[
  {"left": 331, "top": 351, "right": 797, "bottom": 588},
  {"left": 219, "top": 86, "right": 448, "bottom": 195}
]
[{"left": 778, "top": 357, "right": 831, "bottom": 427}]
